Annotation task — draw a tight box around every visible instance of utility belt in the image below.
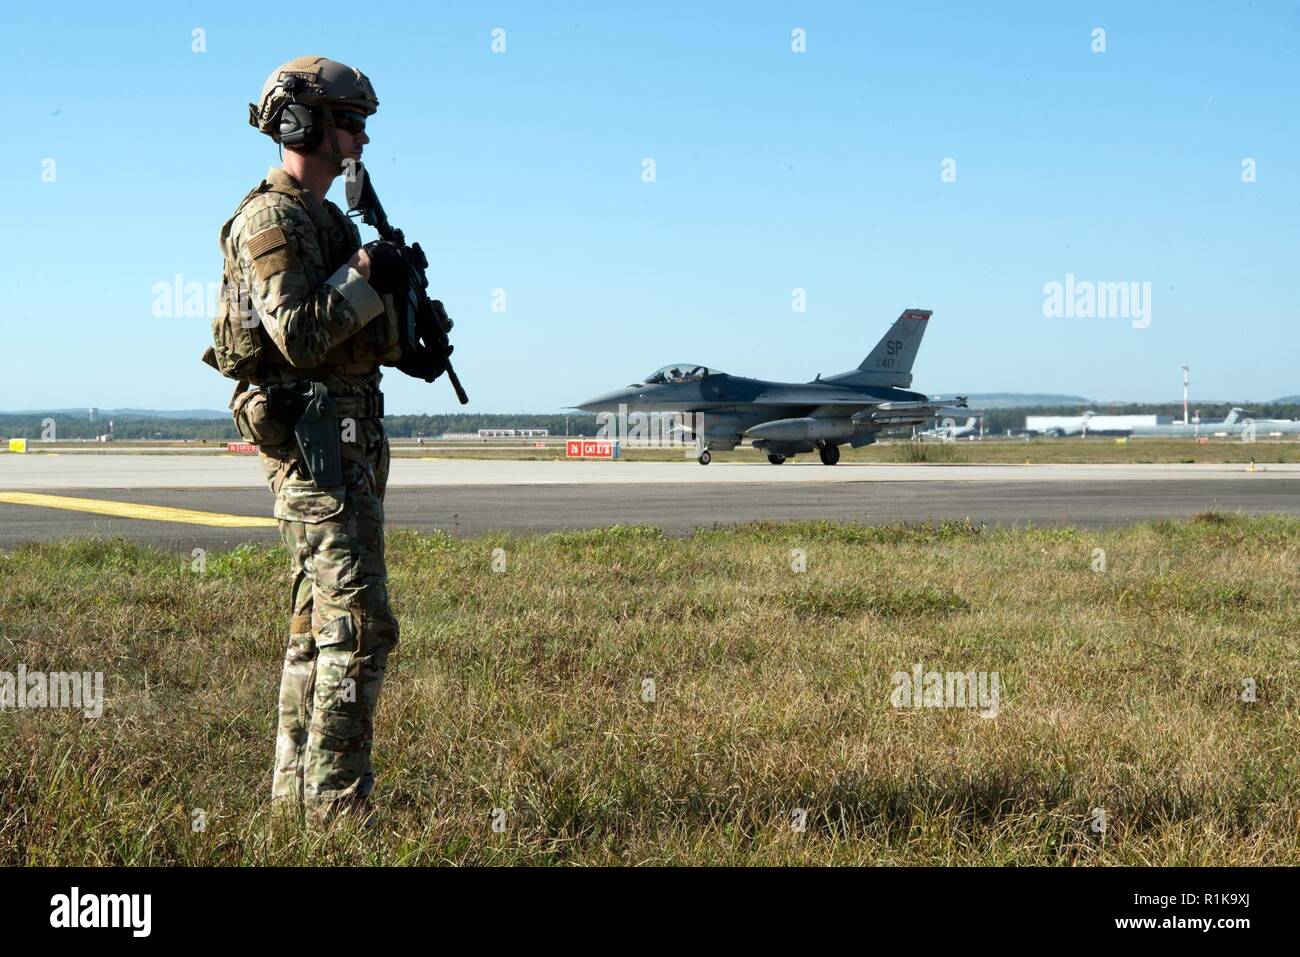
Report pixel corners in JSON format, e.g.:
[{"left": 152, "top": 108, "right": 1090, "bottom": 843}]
[
  {"left": 230, "top": 381, "right": 383, "bottom": 487},
  {"left": 332, "top": 393, "right": 385, "bottom": 419}
]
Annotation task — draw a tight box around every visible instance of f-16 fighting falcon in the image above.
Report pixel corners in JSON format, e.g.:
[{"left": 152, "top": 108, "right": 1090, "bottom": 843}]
[{"left": 575, "top": 309, "right": 971, "bottom": 464}]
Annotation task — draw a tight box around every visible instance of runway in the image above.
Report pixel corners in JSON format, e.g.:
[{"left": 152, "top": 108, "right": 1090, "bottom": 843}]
[
  {"left": 3, "top": 454, "right": 1297, "bottom": 489},
  {"left": 1, "top": 454, "right": 1296, "bottom": 550}
]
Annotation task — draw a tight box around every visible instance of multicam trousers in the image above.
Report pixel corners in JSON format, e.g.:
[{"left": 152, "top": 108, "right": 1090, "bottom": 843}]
[{"left": 259, "top": 418, "right": 398, "bottom": 822}]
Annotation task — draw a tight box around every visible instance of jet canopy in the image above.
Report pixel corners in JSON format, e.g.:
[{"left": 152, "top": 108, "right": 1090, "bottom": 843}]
[{"left": 644, "top": 364, "right": 717, "bottom": 384}]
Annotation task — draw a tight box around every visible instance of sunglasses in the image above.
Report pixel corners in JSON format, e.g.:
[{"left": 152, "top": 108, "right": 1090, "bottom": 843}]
[{"left": 331, "top": 110, "right": 368, "bottom": 135}]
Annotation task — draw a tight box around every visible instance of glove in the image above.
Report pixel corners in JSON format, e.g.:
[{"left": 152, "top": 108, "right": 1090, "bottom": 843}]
[
  {"left": 396, "top": 342, "right": 451, "bottom": 382},
  {"left": 362, "top": 240, "right": 407, "bottom": 295},
  {"left": 429, "top": 298, "right": 453, "bottom": 332}
]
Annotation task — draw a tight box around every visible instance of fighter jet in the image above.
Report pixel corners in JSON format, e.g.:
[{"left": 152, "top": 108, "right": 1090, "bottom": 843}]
[{"left": 575, "top": 309, "right": 971, "bottom": 464}]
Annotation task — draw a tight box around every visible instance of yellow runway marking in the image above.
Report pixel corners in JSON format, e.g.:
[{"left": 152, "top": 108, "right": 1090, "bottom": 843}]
[{"left": 0, "top": 492, "right": 277, "bottom": 528}]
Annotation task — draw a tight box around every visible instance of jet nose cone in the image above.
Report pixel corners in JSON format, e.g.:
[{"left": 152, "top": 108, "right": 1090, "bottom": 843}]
[{"left": 574, "top": 389, "right": 633, "bottom": 413}]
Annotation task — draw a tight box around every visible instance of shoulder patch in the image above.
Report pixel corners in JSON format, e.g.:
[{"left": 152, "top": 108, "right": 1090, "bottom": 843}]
[{"left": 247, "top": 227, "right": 288, "bottom": 259}]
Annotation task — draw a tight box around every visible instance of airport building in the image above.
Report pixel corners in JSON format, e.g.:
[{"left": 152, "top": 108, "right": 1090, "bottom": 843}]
[
  {"left": 1025, "top": 409, "right": 1300, "bottom": 438},
  {"left": 1025, "top": 414, "right": 1156, "bottom": 436}
]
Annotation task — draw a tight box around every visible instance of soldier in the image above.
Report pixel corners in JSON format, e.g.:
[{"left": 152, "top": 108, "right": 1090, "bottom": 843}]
[{"left": 205, "top": 56, "right": 413, "bottom": 826}]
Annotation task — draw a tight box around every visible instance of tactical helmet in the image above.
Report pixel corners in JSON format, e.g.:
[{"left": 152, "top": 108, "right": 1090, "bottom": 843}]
[{"left": 249, "top": 56, "right": 378, "bottom": 142}]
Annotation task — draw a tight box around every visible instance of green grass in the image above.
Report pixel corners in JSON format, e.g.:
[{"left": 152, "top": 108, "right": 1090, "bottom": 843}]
[{"left": 1, "top": 513, "right": 1297, "bottom": 865}]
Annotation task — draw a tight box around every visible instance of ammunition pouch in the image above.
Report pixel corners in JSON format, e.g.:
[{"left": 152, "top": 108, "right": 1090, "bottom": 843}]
[
  {"left": 210, "top": 268, "right": 265, "bottom": 382},
  {"left": 231, "top": 387, "right": 293, "bottom": 448}
]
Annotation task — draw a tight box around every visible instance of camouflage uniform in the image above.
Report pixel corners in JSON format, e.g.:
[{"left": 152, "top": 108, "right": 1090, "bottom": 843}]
[{"left": 219, "top": 162, "right": 402, "bottom": 822}]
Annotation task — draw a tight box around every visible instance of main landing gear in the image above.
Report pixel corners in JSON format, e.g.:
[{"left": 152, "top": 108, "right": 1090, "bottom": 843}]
[
  {"left": 766, "top": 454, "right": 786, "bottom": 465},
  {"left": 818, "top": 443, "right": 840, "bottom": 466}
]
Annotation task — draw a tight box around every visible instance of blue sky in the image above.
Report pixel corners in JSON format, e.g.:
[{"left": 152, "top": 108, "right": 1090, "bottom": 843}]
[{"left": 2, "top": 1, "right": 1297, "bottom": 412}]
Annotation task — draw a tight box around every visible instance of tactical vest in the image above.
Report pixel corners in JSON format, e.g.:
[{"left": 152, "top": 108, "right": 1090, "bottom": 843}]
[{"left": 209, "top": 175, "right": 397, "bottom": 385}]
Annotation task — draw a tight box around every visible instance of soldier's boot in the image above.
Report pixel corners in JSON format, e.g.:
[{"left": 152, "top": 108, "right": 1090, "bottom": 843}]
[
  {"left": 305, "top": 794, "right": 380, "bottom": 831},
  {"left": 302, "top": 603, "right": 398, "bottom": 825},
  {"left": 272, "top": 630, "right": 317, "bottom": 805}
]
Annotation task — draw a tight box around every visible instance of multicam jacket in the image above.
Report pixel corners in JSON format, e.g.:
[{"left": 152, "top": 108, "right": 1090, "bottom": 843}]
[{"left": 214, "top": 166, "right": 401, "bottom": 401}]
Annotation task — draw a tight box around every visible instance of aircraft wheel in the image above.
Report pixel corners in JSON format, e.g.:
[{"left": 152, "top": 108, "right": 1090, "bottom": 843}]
[
  {"left": 697, "top": 450, "right": 711, "bottom": 465},
  {"left": 766, "top": 454, "right": 786, "bottom": 465},
  {"left": 819, "top": 444, "right": 840, "bottom": 466}
]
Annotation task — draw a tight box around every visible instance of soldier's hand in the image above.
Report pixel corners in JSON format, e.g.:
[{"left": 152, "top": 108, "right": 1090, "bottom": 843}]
[
  {"left": 396, "top": 347, "right": 448, "bottom": 383},
  {"left": 430, "top": 299, "right": 453, "bottom": 331},
  {"left": 347, "top": 247, "right": 372, "bottom": 281},
  {"left": 363, "top": 240, "right": 408, "bottom": 295}
]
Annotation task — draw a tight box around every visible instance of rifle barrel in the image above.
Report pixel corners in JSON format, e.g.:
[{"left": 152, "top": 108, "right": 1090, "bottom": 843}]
[{"left": 446, "top": 363, "right": 469, "bottom": 405}]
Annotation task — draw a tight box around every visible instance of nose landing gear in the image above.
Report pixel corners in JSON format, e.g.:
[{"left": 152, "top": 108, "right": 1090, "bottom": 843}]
[{"left": 697, "top": 449, "right": 712, "bottom": 465}]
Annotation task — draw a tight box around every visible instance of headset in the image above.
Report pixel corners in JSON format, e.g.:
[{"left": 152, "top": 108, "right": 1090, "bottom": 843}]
[
  {"left": 277, "top": 102, "right": 323, "bottom": 152},
  {"left": 246, "top": 74, "right": 327, "bottom": 153},
  {"left": 273, "top": 76, "right": 323, "bottom": 152}
]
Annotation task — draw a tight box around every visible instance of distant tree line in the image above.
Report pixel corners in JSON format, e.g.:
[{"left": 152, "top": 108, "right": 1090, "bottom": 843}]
[
  {"left": 382, "top": 413, "right": 602, "bottom": 437},
  {"left": 5, "top": 405, "right": 1300, "bottom": 442},
  {"left": 0, "top": 413, "right": 239, "bottom": 441},
  {"left": 0, "top": 411, "right": 602, "bottom": 441}
]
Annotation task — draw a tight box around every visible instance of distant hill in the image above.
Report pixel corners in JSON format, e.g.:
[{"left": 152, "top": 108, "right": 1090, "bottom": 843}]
[{"left": 0, "top": 408, "right": 229, "bottom": 420}]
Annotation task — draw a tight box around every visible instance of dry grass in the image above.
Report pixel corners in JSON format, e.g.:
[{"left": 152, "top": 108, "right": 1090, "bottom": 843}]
[{"left": 1, "top": 513, "right": 1296, "bottom": 865}]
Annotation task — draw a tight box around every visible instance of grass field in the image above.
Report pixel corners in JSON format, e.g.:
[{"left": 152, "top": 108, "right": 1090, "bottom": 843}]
[{"left": 1, "top": 513, "right": 1297, "bottom": 865}]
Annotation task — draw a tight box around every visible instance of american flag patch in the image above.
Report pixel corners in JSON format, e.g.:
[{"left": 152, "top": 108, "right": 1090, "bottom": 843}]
[{"left": 247, "top": 226, "right": 288, "bottom": 259}]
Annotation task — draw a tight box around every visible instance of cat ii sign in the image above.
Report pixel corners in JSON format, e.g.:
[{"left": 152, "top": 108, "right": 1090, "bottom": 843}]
[{"left": 566, "top": 440, "right": 620, "bottom": 459}]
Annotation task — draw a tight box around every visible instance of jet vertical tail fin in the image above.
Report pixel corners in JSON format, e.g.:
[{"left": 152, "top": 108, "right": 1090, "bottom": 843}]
[{"left": 824, "top": 308, "right": 932, "bottom": 388}]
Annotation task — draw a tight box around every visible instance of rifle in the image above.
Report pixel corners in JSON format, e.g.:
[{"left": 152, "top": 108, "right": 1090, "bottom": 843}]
[{"left": 343, "top": 159, "right": 468, "bottom": 405}]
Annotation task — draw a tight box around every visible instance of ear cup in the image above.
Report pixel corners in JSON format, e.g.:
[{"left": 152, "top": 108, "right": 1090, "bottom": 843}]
[{"left": 277, "top": 103, "right": 322, "bottom": 152}]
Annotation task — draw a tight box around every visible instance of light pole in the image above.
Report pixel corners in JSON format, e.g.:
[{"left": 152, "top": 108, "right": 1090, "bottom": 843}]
[{"left": 1181, "top": 364, "right": 1190, "bottom": 426}]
